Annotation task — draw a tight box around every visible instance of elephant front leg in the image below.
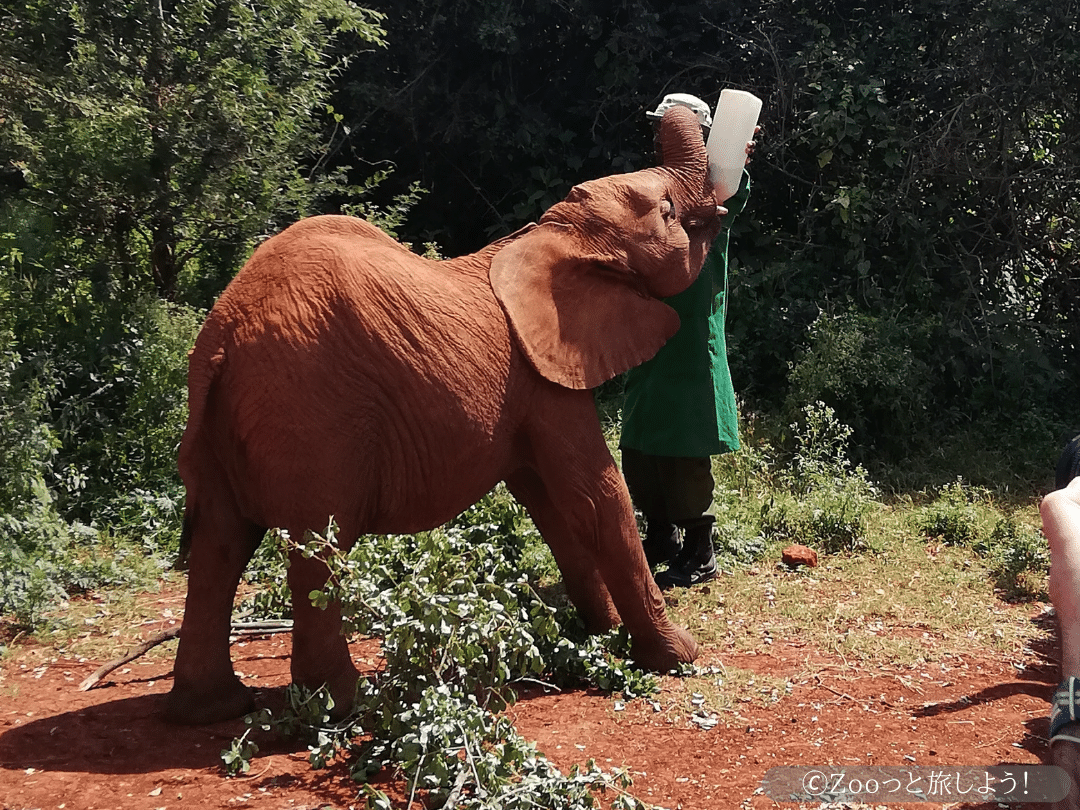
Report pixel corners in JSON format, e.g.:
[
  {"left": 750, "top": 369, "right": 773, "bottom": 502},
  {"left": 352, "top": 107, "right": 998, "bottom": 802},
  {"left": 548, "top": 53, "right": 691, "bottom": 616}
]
[
  {"left": 527, "top": 410, "right": 700, "bottom": 671},
  {"left": 581, "top": 464, "right": 700, "bottom": 670},
  {"left": 287, "top": 549, "right": 361, "bottom": 717},
  {"left": 506, "top": 469, "right": 620, "bottom": 633},
  {"left": 165, "top": 507, "right": 264, "bottom": 724}
]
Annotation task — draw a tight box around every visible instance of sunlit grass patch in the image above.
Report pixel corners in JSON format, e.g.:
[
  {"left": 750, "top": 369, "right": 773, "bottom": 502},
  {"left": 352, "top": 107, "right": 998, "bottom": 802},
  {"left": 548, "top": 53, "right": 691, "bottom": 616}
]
[
  {"left": 35, "top": 573, "right": 182, "bottom": 663},
  {"left": 666, "top": 537, "right": 1048, "bottom": 669}
]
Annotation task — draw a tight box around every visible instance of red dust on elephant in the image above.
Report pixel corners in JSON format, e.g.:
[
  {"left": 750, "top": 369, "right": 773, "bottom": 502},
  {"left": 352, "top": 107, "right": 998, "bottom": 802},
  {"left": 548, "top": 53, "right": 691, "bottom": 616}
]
[{"left": 165, "top": 106, "right": 723, "bottom": 725}]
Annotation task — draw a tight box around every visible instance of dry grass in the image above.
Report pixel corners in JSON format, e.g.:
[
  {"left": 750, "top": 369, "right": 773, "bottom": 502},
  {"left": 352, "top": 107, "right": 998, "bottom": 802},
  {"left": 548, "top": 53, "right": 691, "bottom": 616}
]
[
  {"left": 657, "top": 496, "right": 1053, "bottom": 717},
  {"left": 0, "top": 573, "right": 187, "bottom": 676}
]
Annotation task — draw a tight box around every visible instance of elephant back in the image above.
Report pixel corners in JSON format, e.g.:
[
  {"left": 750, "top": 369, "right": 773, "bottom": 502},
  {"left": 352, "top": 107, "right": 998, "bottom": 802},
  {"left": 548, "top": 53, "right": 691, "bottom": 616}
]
[{"left": 180, "top": 213, "right": 542, "bottom": 533}]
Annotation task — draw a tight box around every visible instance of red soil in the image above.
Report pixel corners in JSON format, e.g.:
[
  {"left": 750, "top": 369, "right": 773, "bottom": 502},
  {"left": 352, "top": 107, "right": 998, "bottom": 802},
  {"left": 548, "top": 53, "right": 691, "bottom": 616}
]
[{"left": 0, "top": 588, "right": 1062, "bottom": 810}]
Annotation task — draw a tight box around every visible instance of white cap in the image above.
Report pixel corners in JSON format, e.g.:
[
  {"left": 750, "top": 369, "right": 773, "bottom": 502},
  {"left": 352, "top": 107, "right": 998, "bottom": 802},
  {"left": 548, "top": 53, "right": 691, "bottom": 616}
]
[{"left": 645, "top": 93, "right": 712, "bottom": 128}]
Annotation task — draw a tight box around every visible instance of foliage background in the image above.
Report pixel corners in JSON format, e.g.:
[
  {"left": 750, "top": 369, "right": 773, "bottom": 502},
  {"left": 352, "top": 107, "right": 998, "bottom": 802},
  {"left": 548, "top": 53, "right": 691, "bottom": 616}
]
[
  {"left": 0, "top": 2, "right": 1073, "bottom": 802},
  {"left": 0, "top": 0, "right": 1076, "bottom": 616},
  {"left": 342, "top": 0, "right": 1077, "bottom": 480}
]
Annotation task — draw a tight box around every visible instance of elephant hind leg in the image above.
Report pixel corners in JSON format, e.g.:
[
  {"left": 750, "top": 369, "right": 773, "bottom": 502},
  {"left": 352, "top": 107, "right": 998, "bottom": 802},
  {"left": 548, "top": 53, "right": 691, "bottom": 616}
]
[
  {"left": 505, "top": 468, "right": 620, "bottom": 633},
  {"left": 286, "top": 546, "right": 361, "bottom": 718},
  {"left": 164, "top": 497, "right": 265, "bottom": 725}
]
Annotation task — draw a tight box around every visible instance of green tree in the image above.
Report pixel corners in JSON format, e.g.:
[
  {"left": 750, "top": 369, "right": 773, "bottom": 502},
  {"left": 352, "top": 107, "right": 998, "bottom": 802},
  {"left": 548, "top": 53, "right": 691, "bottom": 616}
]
[
  {"left": 0, "top": 0, "right": 386, "bottom": 560},
  {"left": 338, "top": 0, "right": 774, "bottom": 255},
  {"left": 1, "top": 0, "right": 385, "bottom": 302}
]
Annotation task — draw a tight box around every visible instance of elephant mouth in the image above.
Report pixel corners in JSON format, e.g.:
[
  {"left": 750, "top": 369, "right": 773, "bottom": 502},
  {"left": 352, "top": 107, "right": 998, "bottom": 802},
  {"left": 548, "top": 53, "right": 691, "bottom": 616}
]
[{"left": 681, "top": 202, "right": 723, "bottom": 232}]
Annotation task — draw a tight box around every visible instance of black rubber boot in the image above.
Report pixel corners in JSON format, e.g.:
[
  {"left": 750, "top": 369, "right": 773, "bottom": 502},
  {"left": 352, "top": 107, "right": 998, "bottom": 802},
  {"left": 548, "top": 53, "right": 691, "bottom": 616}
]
[
  {"left": 654, "top": 523, "right": 717, "bottom": 590},
  {"left": 642, "top": 520, "right": 682, "bottom": 568}
]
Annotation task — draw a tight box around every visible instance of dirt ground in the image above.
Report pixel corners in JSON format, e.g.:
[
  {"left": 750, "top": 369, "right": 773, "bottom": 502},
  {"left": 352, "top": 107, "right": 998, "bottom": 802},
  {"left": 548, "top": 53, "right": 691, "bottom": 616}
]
[{"left": 0, "top": 585, "right": 1066, "bottom": 810}]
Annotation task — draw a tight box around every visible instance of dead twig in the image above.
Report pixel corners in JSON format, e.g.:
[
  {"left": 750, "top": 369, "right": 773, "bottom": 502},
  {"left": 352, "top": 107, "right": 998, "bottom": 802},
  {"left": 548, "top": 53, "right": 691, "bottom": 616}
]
[
  {"left": 230, "top": 620, "right": 294, "bottom": 636},
  {"left": 78, "top": 620, "right": 294, "bottom": 691},
  {"left": 78, "top": 628, "right": 180, "bottom": 691},
  {"left": 891, "top": 674, "right": 926, "bottom": 695},
  {"left": 814, "top": 675, "right": 856, "bottom": 702},
  {"left": 234, "top": 759, "right": 274, "bottom": 780},
  {"left": 441, "top": 768, "right": 470, "bottom": 809},
  {"left": 975, "top": 733, "right": 1009, "bottom": 749}
]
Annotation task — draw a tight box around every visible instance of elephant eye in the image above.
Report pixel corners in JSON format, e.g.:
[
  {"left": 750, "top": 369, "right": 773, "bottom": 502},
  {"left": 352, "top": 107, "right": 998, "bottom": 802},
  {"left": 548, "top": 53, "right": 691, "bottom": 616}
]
[{"left": 659, "top": 197, "right": 675, "bottom": 221}]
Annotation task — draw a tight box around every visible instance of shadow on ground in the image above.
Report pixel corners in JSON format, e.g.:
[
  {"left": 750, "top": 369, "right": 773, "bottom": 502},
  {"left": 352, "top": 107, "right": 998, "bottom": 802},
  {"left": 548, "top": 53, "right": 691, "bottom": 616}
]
[{"left": 0, "top": 685, "right": 300, "bottom": 775}]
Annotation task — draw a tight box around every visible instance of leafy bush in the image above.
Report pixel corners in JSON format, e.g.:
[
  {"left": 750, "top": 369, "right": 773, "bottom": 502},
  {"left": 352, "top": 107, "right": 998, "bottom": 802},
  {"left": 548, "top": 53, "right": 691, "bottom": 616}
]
[
  {"left": 0, "top": 527, "right": 71, "bottom": 629},
  {"left": 713, "top": 518, "right": 767, "bottom": 566},
  {"left": 913, "top": 480, "right": 1046, "bottom": 599},
  {"left": 975, "top": 516, "right": 1049, "bottom": 599},
  {"left": 759, "top": 488, "right": 871, "bottom": 555},
  {"left": 226, "top": 515, "right": 657, "bottom": 807},
  {"left": 237, "top": 529, "right": 293, "bottom": 620},
  {"left": 229, "top": 682, "right": 644, "bottom": 809},
  {"left": 915, "top": 479, "right": 989, "bottom": 547},
  {"left": 114, "top": 302, "right": 203, "bottom": 493},
  {"left": 0, "top": 343, "right": 59, "bottom": 518},
  {"left": 758, "top": 402, "right": 879, "bottom": 553},
  {"left": 0, "top": 231, "right": 189, "bottom": 626},
  {"left": 898, "top": 408, "right": 1067, "bottom": 492},
  {"left": 786, "top": 307, "right": 935, "bottom": 458},
  {"left": 46, "top": 296, "right": 201, "bottom": 532},
  {"left": 0, "top": 506, "right": 159, "bottom": 630}
]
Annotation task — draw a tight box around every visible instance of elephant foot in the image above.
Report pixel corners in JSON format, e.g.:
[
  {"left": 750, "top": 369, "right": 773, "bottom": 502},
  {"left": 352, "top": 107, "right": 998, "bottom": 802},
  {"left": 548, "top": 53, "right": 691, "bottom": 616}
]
[
  {"left": 163, "top": 674, "right": 254, "bottom": 725},
  {"left": 630, "top": 625, "right": 700, "bottom": 672}
]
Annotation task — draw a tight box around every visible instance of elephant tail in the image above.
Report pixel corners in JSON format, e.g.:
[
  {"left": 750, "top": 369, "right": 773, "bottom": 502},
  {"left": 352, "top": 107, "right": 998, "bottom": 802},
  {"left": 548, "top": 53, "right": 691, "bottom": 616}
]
[
  {"left": 176, "top": 314, "right": 228, "bottom": 566},
  {"left": 173, "top": 508, "right": 194, "bottom": 570}
]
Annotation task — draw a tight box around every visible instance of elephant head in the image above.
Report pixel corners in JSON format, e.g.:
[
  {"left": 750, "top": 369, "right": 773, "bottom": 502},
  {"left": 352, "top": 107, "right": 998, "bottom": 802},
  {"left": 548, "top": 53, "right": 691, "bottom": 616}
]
[{"left": 490, "top": 105, "right": 720, "bottom": 390}]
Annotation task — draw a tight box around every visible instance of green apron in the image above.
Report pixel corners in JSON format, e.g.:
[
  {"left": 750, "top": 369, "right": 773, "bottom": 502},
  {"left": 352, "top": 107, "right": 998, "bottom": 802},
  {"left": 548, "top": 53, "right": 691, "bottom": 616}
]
[{"left": 619, "top": 172, "right": 750, "bottom": 458}]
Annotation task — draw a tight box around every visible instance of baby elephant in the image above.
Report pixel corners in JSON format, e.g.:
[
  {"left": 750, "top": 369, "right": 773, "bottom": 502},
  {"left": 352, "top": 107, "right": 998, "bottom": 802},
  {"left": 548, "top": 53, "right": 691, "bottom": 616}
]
[{"left": 166, "top": 105, "right": 722, "bottom": 724}]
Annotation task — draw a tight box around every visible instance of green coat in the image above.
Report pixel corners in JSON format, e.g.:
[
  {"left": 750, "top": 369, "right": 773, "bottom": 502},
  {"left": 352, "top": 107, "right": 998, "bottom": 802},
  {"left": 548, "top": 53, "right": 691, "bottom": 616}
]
[{"left": 619, "top": 172, "right": 750, "bottom": 458}]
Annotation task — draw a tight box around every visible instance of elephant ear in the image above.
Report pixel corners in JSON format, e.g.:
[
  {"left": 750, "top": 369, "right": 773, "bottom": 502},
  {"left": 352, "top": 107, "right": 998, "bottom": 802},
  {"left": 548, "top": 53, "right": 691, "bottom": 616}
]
[{"left": 490, "top": 222, "right": 680, "bottom": 390}]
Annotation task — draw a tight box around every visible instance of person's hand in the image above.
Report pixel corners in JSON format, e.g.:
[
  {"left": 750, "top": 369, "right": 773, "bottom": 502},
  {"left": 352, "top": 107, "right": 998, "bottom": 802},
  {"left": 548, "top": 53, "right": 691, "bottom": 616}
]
[{"left": 744, "top": 125, "right": 762, "bottom": 167}]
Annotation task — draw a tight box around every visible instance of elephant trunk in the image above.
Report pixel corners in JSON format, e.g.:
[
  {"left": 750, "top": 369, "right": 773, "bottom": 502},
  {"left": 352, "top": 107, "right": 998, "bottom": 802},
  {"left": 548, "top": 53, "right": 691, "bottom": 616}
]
[{"left": 657, "top": 105, "right": 709, "bottom": 205}]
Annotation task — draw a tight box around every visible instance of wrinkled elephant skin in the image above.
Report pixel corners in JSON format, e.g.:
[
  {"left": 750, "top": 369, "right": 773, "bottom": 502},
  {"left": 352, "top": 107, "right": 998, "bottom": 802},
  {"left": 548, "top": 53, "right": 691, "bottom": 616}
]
[{"left": 165, "top": 106, "right": 720, "bottom": 724}]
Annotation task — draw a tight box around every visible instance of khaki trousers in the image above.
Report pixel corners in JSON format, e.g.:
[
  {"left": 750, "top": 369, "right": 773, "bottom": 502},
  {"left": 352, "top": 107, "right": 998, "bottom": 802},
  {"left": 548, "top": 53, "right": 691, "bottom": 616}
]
[{"left": 620, "top": 448, "right": 715, "bottom": 529}]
